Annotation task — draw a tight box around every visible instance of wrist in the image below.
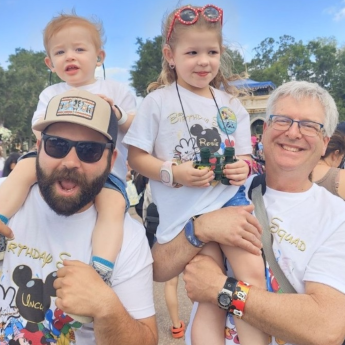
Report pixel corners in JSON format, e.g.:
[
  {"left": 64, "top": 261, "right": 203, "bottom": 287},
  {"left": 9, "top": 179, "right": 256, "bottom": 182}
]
[
  {"left": 160, "top": 161, "right": 182, "bottom": 188},
  {"left": 217, "top": 277, "right": 251, "bottom": 319},
  {"left": 193, "top": 215, "right": 209, "bottom": 244},
  {"left": 184, "top": 217, "right": 206, "bottom": 248},
  {"left": 114, "top": 105, "right": 128, "bottom": 125}
]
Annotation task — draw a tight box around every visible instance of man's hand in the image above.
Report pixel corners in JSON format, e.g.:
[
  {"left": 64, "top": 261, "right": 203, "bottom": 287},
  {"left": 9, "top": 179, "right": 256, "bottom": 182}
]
[
  {"left": 54, "top": 260, "right": 114, "bottom": 319},
  {"left": 183, "top": 255, "right": 226, "bottom": 304},
  {"left": 195, "top": 204, "right": 263, "bottom": 255},
  {"left": 0, "top": 221, "right": 14, "bottom": 240}
]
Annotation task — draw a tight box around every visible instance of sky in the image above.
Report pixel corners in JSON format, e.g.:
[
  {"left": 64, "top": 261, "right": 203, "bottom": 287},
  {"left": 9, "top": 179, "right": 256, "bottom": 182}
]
[{"left": 1, "top": 0, "right": 345, "bottom": 91}]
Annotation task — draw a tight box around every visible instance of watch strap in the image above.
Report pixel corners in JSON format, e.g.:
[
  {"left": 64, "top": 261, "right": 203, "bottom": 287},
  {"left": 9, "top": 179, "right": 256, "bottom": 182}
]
[
  {"left": 184, "top": 217, "right": 205, "bottom": 248},
  {"left": 223, "top": 276, "right": 237, "bottom": 295},
  {"left": 160, "top": 161, "right": 178, "bottom": 187}
]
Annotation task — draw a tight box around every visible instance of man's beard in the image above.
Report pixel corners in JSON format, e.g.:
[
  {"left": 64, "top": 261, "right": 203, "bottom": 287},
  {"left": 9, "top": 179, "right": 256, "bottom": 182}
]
[{"left": 36, "top": 158, "right": 110, "bottom": 216}]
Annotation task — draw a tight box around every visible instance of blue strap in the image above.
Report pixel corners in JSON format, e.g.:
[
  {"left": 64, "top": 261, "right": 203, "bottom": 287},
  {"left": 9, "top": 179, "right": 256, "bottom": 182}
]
[{"left": 0, "top": 215, "right": 9, "bottom": 225}]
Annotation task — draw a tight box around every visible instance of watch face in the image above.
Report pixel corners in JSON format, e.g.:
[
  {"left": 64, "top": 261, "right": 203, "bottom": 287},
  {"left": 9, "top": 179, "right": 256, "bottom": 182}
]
[
  {"left": 219, "top": 293, "right": 231, "bottom": 308},
  {"left": 160, "top": 170, "right": 170, "bottom": 184}
]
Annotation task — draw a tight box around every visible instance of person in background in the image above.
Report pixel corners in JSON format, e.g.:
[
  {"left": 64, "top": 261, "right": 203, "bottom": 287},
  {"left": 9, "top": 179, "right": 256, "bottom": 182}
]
[
  {"left": 2, "top": 152, "right": 21, "bottom": 177},
  {"left": 0, "top": 147, "right": 5, "bottom": 177},
  {"left": 311, "top": 129, "right": 345, "bottom": 199}
]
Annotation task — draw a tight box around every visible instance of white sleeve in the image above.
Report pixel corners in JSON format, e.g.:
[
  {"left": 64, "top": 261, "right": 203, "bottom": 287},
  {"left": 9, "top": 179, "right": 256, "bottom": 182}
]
[
  {"left": 32, "top": 88, "right": 54, "bottom": 126},
  {"left": 122, "top": 94, "right": 160, "bottom": 154},
  {"left": 112, "top": 216, "right": 155, "bottom": 319},
  {"left": 304, "top": 222, "right": 345, "bottom": 294},
  {"left": 107, "top": 80, "right": 137, "bottom": 115}
]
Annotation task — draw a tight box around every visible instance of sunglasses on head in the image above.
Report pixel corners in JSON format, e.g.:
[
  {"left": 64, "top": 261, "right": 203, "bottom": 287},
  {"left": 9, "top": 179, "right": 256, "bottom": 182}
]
[
  {"left": 41, "top": 133, "right": 114, "bottom": 163},
  {"left": 166, "top": 4, "right": 223, "bottom": 43}
]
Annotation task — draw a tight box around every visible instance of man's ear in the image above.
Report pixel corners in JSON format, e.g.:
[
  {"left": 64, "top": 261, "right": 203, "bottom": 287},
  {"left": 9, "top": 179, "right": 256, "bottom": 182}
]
[
  {"left": 36, "top": 138, "right": 41, "bottom": 151},
  {"left": 162, "top": 44, "right": 174, "bottom": 66},
  {"left": 322, "top": 136, "right": 330, "bottom": 156},
  {"left": 96, "top": 50, "right": 106, "bottom": 66},
  {"left": 44, "top": 56, "right": 55, "bottom": 72},
  {"left": 110, "top": 148, "right": 118, "bottom": 169}
]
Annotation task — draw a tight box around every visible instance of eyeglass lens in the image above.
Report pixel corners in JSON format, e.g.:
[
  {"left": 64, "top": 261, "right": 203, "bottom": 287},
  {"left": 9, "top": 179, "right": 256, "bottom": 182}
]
[
  {"left": 44, "top": 136, "right": 104, "bottom": 163},
  {"left": 204, "top": 7, "right": 220, "bottom": 19},
  {"left": 180, "top": 9, "right": 197, "bottom": 22}
]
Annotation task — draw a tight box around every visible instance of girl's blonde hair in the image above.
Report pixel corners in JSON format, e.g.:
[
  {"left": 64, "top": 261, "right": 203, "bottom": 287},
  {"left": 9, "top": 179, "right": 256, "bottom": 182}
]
[
  {"left": 147, "top": 5, "right": 243, "bottom": 95},
  {"left": 43, "top": 11, "right": 105, "bottom": 56}
]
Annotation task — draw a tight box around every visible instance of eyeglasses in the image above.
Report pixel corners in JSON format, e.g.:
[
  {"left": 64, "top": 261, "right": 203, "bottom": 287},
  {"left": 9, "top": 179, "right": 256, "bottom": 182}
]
[
  {"left": 166, "top": 4, "right": 223, "bottom": 43},
  {"left": 42, "top": 133, "right": 114, "bottom": 163},
  {"left": 269, "top": 115, "right": 324, "bottom": 137}
]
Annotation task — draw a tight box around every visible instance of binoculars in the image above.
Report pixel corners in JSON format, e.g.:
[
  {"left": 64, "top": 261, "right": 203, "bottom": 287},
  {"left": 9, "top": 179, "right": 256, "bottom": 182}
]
[{"left": 193, "top": 147, "right": 237, "bottom": 185}]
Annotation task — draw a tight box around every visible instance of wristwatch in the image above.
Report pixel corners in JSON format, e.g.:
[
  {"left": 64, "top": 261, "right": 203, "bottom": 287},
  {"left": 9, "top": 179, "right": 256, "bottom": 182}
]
[
  {"left": 217, "top": 277, "right": 237, "bottom": 310},
  {"left": 160, "top": 161, "right": 178, "bottom": 187}
]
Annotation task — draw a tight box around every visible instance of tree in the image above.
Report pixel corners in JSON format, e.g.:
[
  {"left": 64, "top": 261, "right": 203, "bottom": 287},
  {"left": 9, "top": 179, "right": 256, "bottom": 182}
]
[
  {"left": 130, "top": 37, "right": 163, "bottom": 98},
  {"left": 2, "top": 48, "right": 53, "bottom": 150}
]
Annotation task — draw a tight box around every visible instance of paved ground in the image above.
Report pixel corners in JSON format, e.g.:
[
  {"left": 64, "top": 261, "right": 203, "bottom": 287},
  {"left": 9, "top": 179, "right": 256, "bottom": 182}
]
[{"left": 129, "top": 207, "right": 191, "bottom": 344}]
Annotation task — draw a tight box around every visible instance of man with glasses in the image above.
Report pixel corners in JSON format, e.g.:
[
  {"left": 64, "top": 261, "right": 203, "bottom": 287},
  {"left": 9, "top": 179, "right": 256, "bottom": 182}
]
[
  {"left": 0, "top": 90, "right": 157, "bottom": 345},
  {"left": 152, "top": 81, "right": 345, "bottom": 345}
]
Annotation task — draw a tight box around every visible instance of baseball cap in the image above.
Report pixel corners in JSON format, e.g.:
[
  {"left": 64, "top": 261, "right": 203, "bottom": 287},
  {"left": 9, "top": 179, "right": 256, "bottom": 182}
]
[{"left": 33, "top": 89, "right": 118, "bottom": 145}]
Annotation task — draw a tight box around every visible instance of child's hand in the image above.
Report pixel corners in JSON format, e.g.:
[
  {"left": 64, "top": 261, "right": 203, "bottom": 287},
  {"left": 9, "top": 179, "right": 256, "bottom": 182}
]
[
  {"left": 223, "top": 159, "right": 249, "bottom": 186},
  {"left": 96, "top": 94, "right": 121, "bottom": 120},
  {"left": 0, "top": 222, "right": 14, "bottom": 240},
  {"left": 173, "top": 161, "right": 214, "bottom": 188}
]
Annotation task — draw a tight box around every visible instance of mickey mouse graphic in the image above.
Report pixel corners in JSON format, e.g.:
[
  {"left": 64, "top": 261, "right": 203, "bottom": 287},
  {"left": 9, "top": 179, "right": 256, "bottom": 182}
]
[{"left": 12, "top": 265, "right": 57, "bottom": 344}]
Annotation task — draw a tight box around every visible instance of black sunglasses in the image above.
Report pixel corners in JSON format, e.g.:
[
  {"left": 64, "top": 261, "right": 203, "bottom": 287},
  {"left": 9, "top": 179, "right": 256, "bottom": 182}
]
[{"left": 42, "top": 133, "right": 114, "bottom": 163}]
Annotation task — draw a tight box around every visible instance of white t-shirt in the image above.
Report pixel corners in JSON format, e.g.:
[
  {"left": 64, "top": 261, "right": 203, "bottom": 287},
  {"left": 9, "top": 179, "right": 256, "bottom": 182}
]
[
  {"left": 32, "top": 79, "right": 137, "bottom": 184},
  {"left": 123, "top": 83, "right": 252, "bottom": 243},
  {"left": 186, "top": 178, "right": 345, "bottom": 345},
  {"left": 0, "top": 184, "right": 154, "bottom": 345}
]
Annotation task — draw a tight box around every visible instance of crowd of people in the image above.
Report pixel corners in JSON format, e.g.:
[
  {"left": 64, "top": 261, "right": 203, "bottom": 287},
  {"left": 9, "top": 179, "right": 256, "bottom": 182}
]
[{"left": 0, "top": 4, "right": 344, "bottom": 345}]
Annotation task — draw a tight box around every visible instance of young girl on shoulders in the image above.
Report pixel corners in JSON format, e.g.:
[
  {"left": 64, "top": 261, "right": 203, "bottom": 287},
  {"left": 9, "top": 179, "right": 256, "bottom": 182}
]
[{"left": 124, "top": 4, "right": 267, "bottom": 345}]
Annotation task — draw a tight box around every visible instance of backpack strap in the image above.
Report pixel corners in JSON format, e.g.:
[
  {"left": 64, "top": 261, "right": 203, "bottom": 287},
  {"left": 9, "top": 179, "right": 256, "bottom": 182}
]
[{"left": 249, "top": 175, "right": 297, "bottom": 294}]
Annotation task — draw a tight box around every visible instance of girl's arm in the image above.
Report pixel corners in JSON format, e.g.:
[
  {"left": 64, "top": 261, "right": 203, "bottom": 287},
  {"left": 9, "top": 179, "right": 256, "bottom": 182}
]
[{"left": 128, "top": 146, "right": 214, "bottom": 188}]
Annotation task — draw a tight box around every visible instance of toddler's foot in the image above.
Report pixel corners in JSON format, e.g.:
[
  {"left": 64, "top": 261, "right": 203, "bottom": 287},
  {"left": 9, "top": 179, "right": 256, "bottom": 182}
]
[{"left": 91, "top": 256, "right": 114, "bottom": 286}]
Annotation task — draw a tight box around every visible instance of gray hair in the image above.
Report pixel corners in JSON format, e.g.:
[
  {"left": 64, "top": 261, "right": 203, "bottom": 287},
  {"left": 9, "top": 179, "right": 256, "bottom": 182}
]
[{"left": 265, "top": 81, "right": 338, "bottom": 137}]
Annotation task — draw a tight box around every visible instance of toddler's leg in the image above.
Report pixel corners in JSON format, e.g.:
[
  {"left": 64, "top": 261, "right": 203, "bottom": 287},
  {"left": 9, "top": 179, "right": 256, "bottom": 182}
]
[
  {"left": 92, "top": 186, "right": 126, "bottom": 285},
  {"left": 221, "top": 245, "right": 268, "bottom": 345},
  {"left": 68, "top": 176, "right": 127, "bottom": 324},
  {"left": 191, "top": 241, "right": 227, "bottom": 345},
  {"left": 165, "top": 276, "right": 185, "bottom": 338}
]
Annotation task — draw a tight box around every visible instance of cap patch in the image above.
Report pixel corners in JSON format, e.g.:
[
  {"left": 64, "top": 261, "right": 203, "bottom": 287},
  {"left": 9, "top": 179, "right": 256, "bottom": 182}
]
[{"left": 56, "top": 96, "right": 95, "bottom": 120}]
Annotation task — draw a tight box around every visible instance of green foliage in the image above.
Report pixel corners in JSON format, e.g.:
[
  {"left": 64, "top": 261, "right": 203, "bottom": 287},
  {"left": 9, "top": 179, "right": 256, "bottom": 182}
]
[
  {"left": 130, "top": 37, "right": 163, "bottom": 98},
  {"left": 0, "top": 48, "right": 51, "bottom": 150}
]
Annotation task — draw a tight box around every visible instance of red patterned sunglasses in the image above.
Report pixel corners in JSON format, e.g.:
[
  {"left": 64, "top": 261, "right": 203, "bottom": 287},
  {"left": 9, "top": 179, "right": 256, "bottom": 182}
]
[{"left": 166, "top": 4, "right": 223, "bottom": 43}]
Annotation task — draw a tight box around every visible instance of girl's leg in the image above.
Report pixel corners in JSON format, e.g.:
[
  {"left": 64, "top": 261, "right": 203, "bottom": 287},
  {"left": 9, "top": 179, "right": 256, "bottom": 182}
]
[
  {"left": 164, "top": 276, "right": 185, "bottom": 338},
  {"left": 221, "top": 245, "right": 268, "bottom": 345},
  {"left": 191, "top": 241, "right": 227, "bottom": 345}
]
